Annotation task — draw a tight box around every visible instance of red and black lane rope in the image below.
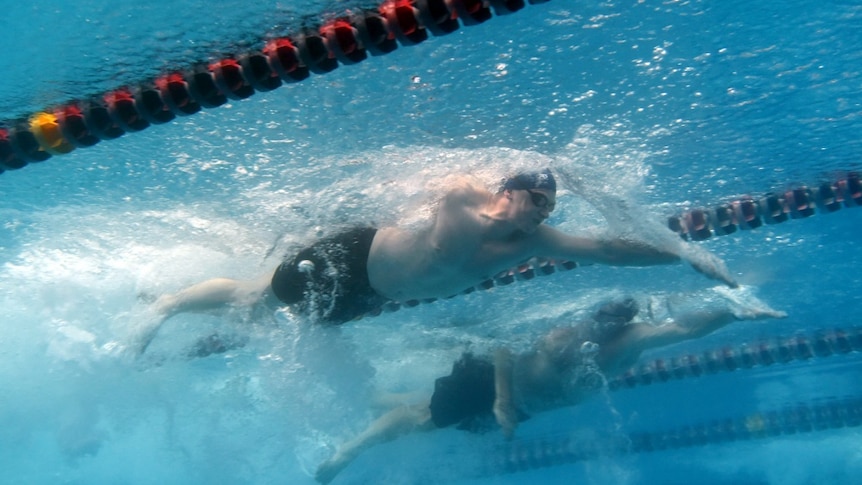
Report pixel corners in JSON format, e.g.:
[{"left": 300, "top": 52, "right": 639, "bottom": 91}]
[
  {"left": 0, "top": 0, "right": 551, "bottom": 176},
  {"left": 357, "top": 257, "right": 577, "bottom": 319},
  {"left": 667, "top": 172, "right": 862, "bottom": 241}
]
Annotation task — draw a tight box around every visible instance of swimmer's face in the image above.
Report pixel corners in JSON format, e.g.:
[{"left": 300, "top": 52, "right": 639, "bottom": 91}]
[{"left": 512, "top": 188, "right": 556, "bottom": 231}]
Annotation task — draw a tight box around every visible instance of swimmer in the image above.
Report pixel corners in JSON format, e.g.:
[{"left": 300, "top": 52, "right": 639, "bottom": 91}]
[
  {"left": 136, "top": 169, "right": 738, "bottom": 354},
  {"left": 314, "top": 289, "right": 786, "bottom": 484}
]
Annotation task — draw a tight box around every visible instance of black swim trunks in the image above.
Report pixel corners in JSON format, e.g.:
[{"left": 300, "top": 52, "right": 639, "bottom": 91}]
[
  {"left": 270, "top": 227, "right": 387, "bottom": 324},
  {"left": 429, "top": 353, "right": 497, "bottom": 430}
]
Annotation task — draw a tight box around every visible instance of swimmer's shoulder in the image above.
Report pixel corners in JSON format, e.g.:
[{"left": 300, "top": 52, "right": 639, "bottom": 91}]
[{"left": 441, "top": 177, "right": 491, "bottom": 206}]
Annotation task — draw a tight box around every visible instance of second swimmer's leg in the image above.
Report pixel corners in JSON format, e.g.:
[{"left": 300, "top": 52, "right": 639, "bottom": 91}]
[{"left": 315, "top": 403, "right": 434, "bottom": 484}]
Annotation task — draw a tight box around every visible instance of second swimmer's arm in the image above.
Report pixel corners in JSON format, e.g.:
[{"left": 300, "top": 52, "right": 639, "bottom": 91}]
[{"left": 493, "top": 348, "right": 518, "bottom": 439}]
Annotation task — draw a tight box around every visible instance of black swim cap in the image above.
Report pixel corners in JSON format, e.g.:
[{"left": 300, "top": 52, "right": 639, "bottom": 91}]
[
  {"left": 594, "top": 298, "right": 639, "bottom": 323},
  {"left": 501, "top": 168, "right": 557, "bottom": 192}
]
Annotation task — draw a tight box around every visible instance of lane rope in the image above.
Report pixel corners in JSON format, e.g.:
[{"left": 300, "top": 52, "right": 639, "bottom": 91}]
[
  {"left": 493, "top": 395, "right": 862, "bottom": 475},
  {"left": 609, "top": 326, "right": 862, "bottom": 391},
  {"left": 0, "top": 0, "right": 552, "bottom": 175},
  {"left": 667, "top": 172, "right": 862, "bottom": 240}
]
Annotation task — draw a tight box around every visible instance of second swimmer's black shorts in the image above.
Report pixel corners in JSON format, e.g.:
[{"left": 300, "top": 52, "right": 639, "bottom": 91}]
[
  {"left": 270, "top": 227, "right": 387, "bottom": 324},
  {"left": 429, "top": 353, "right": 496, "bottom": 429}
]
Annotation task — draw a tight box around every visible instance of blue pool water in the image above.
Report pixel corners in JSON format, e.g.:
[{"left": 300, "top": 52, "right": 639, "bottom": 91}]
[{"left": 1, "top": 1, "right": 861, "bottom": 484}]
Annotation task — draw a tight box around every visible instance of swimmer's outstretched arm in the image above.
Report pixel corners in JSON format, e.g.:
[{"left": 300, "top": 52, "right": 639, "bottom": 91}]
[
  {"left": 598, "top": 294, "right": 786, "bottom": 372},
  {"left": 536, "top": 225, "right": 681, "bottom": 266},
  {"left": 536, "top": 225, "right": 738, "bottom": 288}
]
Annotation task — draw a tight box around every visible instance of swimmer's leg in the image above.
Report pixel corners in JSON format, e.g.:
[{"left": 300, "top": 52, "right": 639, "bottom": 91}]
[
  {"left": 153, "top": 273, "right": 273, "bottom": 319},
  {"left": 129, "top": 273, "right": 273, "bottom": 356},
  {"left": 315, "top": 402, "right": 435, "bottom": 484}
]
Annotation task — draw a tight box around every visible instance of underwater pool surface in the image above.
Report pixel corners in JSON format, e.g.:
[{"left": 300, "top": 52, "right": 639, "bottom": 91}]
[{"left": 1, "top": 1, "right": 861, "bottom": 484}]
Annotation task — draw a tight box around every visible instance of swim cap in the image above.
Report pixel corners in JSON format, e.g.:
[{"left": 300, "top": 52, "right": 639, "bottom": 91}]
[{"left": 501, "top": 168, "right": 557, "bottom": 193}]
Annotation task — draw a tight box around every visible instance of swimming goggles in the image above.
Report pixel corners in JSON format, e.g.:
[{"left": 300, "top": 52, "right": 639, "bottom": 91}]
[{"left": 526, "top": 189, "right": 555, "bottom": 211}]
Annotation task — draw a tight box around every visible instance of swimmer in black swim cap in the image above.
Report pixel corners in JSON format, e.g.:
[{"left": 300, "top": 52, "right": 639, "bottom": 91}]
[
  {"left": 500, "top": 168, "right": 557, "bottom": 193},
  {"left": 142, "top": 166, "right": 737, "bottom": 356}
]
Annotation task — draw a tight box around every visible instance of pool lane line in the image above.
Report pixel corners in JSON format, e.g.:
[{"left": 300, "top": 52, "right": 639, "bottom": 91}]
[
  {"left": 0, "top": 0, "right": 552, "bottom": 175},
  {"left": 355, "top": 257, "right": 579, "bottom": 319},
  {"left": 608, "top": 326, "right": 862, "bottom": 392},
  {"left": 492, "top": 395, "right": 862, "bottom": 475}
]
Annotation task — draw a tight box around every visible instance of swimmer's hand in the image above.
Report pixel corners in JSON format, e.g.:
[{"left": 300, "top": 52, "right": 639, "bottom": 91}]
[
  {"left": 686, "top": 251, "right": 739, "bottom": 288},
  {"left": 493, "top": 348, "right": 518, "bottom": 440},
  {"left": 493, "top": 396, "right": 518, "bottom": 440},
  {"left": 713, "top": 285, "right": 788, "bottom": 320}
]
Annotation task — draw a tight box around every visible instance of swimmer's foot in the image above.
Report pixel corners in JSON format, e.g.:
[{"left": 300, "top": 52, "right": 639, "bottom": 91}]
[
  {"left": 100, "top": 314, "right": 161, "bottom": 361},
  {"left": 315, "top": 453, "right": 352, "bottom": 484},
  {"left": 714, "top": 286, "right": 788, "bottom": 320},
  {"left": 186, "top": 332, "right": 248, "bottom": 359},
  {"left": 125, "top": 314, "right": 164, "bottom": 357},
  {"left": 122, "top": 295, "right": 177, "bottom": 357},
  {"left": 136, "top": 292, "right": 158, "bottom": 304}
]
